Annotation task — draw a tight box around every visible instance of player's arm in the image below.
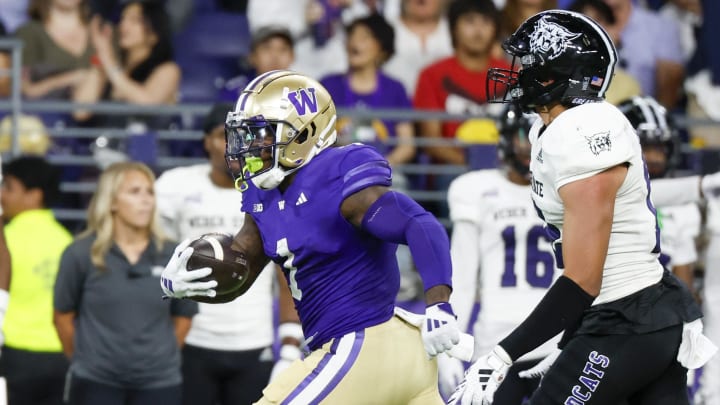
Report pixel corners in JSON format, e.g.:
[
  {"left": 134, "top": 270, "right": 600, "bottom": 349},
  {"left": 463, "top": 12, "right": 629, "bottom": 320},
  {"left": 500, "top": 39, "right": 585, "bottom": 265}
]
[
  {"left": 53, "top": 310, "right": 76, "bottom": 359},
  {"left": 341, "top": 185, "right": 452, "bottom": 303},
  {"left": 192, "top": 214, "right": 271, "bottom": 304},
  {"left": 342, "top": 185, "right": 461, "bottom": 356},
  {"left": 498, "top": 164, "right": 626, "bottom": 360},
  {"left": 230, "top": 214, "right": 271, "bottom": 275},
  {"left": 651, "top": 176, "right": 702, "bottom": 207},
  {"left": 649, "top": 171, "right": 720, "bottom": 208},
  {"left": 161, "top": 214, "right": 270, "bottom": 302},
  {"left": 449, "top": 221, "right": 480, "bottom": 333}
]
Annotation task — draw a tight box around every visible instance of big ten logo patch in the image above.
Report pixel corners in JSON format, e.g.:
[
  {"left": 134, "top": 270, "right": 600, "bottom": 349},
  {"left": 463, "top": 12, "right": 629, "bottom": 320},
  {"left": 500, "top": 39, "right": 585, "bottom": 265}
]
[{"left": 565, "top": 351, "right": 610, "bottom": 405}]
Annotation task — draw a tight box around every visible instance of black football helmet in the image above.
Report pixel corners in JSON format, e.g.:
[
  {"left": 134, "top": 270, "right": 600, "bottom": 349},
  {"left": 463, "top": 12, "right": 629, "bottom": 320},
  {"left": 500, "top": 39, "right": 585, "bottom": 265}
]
[
  {"left": 497, "top": 103, "right": 535, "bottom": 179},
  {"left": 617, "top": 96, "right": 678, "bottom": 178},
  {"left": 487, "top": 10, "right": 617, "bottom": 111}
]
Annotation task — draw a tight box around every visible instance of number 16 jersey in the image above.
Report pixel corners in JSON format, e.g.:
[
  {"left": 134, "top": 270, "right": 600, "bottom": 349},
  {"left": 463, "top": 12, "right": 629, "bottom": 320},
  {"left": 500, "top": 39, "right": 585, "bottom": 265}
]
[{"left": 449, "top": 169, "right": 561, "bottom": 361}]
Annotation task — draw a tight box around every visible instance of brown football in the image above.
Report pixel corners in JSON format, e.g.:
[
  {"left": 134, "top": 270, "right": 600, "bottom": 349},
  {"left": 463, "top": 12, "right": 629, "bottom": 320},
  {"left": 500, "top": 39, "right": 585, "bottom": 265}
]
[{"left": 186, "top": 233, "right": 250, "bottom": 299}]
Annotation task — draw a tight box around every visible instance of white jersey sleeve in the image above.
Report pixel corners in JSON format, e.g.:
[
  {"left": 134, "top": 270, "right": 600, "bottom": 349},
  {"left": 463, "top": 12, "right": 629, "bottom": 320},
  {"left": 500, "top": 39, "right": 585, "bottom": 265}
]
[
  {"left": 155, "top": 166, "right": 188, "bottom": 241},
  {"left": 539, "top": 104, "right": 635, "bottom": 191},
  {"left": 530, "top": 102, "right": 664, "bottom": 305},
  {"left": 448, "top": 170, "right": 561, "bottom": 361},
  {"left": 650, "top": 176, "right": 702, "bottom": 208},
  {"left": 155, "top": 164, "right": 274, "bottom": 351},
  {"left": 658, "top": 203, "right": 701, "bottom": 267},
  {"left": 448, "top": 172, "right": 485, "bottom": 333}
]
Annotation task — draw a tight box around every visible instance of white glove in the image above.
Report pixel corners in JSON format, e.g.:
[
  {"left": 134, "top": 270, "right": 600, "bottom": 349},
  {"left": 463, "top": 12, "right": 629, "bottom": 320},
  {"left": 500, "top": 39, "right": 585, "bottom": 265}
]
[
  {"left": 518, "top": 348, "right": 561, "bottom": 379},
  {"left": 438, "top": 352, "right": 466, "bottom": 398},
  {"left": 422, "top": 302, "right": 461, "bottom": 357},
  {"left": 447, "top": 345, "right": 512, "bottom": 405},
  {"left": 160, "top": 240, "right": 218, "bottom": 299},
  {"left": 270, "top": 344, "right": 302, "bottom": 382}
]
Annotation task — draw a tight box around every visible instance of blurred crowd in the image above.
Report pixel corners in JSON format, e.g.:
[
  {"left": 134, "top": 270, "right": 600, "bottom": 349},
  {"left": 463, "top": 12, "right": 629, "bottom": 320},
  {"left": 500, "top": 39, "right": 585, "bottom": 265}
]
[
  {"left": 0, "top": 0, "right": 717, "bottom": 214},
  {"left": 0, "top": 0, "right": 719, "bottom": 404}
]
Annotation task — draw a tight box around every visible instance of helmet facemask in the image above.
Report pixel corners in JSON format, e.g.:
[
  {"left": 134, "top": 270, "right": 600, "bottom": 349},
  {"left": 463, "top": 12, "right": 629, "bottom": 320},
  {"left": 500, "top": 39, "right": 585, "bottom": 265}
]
[
  {"left": 487, "top": 10, "right": 616, "bottom": 112},
  {"left": 488, "top": 53, "right": 572, "bottom": 112},
  {"left": 225, "top": 114, "right": 304, "bottom": 191},
  {"left": 224, "top": 70, "right": 339, "bottom": 191}
]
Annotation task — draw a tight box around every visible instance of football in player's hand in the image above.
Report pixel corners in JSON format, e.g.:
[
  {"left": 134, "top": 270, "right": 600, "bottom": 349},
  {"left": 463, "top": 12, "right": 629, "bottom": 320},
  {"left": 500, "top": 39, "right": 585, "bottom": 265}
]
[{"left": 186, "top": 233, "right": 249, "bottom": 298}]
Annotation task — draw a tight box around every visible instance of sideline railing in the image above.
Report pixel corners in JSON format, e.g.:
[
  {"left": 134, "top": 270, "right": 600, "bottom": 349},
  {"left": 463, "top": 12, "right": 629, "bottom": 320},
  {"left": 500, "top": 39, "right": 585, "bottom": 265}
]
[{"left": 1, "top": 46, "right": 719, "bottom": 226}]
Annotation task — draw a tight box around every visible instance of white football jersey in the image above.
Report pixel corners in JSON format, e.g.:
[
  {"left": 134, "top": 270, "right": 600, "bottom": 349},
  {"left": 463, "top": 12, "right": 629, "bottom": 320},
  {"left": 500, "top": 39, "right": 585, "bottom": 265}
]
[
  {"left": 656, "top": 203, "right": 701, "bottom": 268},
  {"left": 528, "top": 101, "right": 664, "bottom": 306},
  {"left": 155, "top": 164, "right": 274, "bottom": 351},
  {"left": 448, "top": 170, "right": 561, "bottom": 361}
]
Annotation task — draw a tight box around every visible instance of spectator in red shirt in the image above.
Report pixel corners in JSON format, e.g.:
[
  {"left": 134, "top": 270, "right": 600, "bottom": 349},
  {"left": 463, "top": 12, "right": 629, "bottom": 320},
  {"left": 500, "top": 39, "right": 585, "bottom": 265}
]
[{"left": 414, "top": 0, "right": 509, "bottom": 167}]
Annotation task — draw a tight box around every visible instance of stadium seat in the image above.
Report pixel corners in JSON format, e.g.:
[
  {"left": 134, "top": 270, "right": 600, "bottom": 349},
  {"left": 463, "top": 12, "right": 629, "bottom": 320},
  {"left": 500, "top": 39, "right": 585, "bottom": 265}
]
[{"left": 173, "top": 12, "right": 250, "bottom": 102}]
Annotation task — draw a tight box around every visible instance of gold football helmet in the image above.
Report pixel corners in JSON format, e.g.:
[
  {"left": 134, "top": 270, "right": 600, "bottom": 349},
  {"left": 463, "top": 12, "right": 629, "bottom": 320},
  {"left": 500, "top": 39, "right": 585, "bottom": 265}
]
[{"left": 225, "top": 70, "right": 337, "bottom": 190}]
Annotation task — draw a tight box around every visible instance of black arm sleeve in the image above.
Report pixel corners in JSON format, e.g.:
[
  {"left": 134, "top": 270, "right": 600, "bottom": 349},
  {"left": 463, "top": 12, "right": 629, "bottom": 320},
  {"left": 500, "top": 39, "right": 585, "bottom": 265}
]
[{"left": 499, "top": 275, "right": 595, "bottom": 361}]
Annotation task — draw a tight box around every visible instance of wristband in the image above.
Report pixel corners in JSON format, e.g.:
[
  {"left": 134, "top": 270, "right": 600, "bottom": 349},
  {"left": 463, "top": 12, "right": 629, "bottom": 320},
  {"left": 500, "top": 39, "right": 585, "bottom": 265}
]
[{"left": 278, "top": 322, "right": 303, "bottom": 342}]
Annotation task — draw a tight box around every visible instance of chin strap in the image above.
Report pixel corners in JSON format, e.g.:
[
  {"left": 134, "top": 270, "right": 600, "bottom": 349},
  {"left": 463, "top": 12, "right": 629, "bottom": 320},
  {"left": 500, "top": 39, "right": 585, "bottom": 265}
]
[
  {"left": 235, "top": 157, "right": 285, "bottom": 192},
  {"left": 252, "top": 167, "right": 287, "bottom": 190}
]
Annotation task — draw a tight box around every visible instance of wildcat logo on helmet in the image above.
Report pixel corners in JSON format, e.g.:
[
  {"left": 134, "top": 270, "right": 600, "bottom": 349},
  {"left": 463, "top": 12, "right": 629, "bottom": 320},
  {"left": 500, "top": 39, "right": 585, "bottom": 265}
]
[
  {"left": 288, "top": 88, "right": 319, "bottom": 115},
  {"left": 529, "top": 17, "right": 581, "bottom": 61}
]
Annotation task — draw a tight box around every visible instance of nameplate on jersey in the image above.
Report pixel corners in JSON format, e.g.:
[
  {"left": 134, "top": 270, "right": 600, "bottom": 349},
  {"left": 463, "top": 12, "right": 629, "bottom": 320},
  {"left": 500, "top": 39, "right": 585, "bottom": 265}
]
[
  {"left": 531, "top": 174, "right": 544, "bottom": 198},
  {"left": 494, "top": 207, "right": 527, "bottom": 220}
]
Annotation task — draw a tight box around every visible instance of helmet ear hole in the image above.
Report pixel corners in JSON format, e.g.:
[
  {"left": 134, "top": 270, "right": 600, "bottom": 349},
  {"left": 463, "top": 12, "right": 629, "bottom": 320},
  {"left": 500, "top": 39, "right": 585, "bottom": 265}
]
[{"left": 294, "top": 129, "right": 309, "bottom": 145}]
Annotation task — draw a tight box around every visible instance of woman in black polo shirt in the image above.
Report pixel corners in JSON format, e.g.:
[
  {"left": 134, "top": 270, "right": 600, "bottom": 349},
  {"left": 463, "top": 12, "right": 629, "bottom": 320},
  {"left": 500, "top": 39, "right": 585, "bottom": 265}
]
[{"left": 53, "top": 162, "right": 197, "bottom": 405}]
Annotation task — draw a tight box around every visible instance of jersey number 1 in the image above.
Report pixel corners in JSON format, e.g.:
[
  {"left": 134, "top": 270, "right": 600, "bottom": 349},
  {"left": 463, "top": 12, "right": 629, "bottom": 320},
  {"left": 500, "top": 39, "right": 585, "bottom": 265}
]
[{"left": 276, "top": 238, "right": 302, "bottom": 300}]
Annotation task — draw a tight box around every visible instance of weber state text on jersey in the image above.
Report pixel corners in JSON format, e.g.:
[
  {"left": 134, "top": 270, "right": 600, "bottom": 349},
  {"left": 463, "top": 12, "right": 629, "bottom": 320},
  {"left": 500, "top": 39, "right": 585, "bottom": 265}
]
[
  {"left": 529, "top": 101, "right": 663, "bottom": 305},
  {"left": 449, "top": 170, "right": 560, "bottom": 361},
  {"left": 241, "top": 144, "right": 397, "bottom": 350}
]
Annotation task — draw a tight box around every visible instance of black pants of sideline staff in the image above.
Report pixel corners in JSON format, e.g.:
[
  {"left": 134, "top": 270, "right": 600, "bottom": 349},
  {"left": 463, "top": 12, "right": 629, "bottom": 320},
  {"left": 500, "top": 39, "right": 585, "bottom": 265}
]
[
  {"left": 0, "top": 346, "right": 69, "bottom": 405},
  {"left": 65, "top": 373, "right": 182, "bottom": 405}
]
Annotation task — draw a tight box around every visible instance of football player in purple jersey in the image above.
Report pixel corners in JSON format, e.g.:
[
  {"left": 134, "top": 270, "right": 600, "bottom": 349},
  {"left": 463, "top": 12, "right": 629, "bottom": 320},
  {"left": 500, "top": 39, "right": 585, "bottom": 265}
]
[{"left": 161, "top": 70, "right": 463, "bottom": 404}]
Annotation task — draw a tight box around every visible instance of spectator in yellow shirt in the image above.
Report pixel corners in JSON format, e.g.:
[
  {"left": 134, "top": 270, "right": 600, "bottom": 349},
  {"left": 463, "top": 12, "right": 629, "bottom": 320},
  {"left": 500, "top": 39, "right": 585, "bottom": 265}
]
[{"left": 0, "top": 156, "right": 72, "bottom": 405}]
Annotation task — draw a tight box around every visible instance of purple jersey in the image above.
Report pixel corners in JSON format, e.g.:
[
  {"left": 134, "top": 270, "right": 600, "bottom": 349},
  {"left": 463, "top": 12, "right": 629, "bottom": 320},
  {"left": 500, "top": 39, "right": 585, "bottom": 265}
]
[{"left": 241, "top": 144, "right": 398, "bottom": 350}]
